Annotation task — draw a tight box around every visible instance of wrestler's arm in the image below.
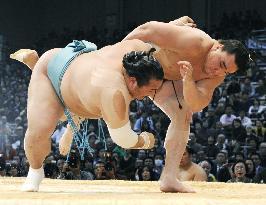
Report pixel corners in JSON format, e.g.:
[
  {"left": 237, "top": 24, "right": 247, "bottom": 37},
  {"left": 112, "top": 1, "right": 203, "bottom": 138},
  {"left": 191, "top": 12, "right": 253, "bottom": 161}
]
[
  {"left": 101, "top": 88, "right": 137, "bottom": 148},
  {"left": 179, "top": 61, "right": 224, "bottom": 112},
  {"left": 123, "top": 21, "right": 204, "bottom": 51},
  {"left": 169, "top": 16, "right": 197, "bottom": 27},
  {"left": 100, "top": 88, "right": 153, "bottom": 149},
  {"left": 184, "top": 77, "right": 224, "bottom": 112}
]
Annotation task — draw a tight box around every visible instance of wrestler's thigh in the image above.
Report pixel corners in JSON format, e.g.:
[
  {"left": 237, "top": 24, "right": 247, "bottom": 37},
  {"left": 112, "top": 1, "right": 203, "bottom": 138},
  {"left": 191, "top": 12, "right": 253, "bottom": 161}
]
[{"left": 27, "top": 63, "right": 64, "bottom": 136}]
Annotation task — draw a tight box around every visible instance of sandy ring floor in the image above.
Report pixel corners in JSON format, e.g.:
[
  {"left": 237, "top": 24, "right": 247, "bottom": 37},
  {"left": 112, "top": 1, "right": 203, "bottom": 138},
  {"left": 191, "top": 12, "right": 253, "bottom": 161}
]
[{"left": 0, "top": 178, "right": 266, "bottom": 205}]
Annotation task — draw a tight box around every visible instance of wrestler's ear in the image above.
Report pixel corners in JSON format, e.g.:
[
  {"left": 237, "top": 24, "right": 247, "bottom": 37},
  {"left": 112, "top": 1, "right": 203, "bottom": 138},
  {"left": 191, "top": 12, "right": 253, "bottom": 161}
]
[{"left": 128, "top": 77, "right": 138, "bottom": 88}]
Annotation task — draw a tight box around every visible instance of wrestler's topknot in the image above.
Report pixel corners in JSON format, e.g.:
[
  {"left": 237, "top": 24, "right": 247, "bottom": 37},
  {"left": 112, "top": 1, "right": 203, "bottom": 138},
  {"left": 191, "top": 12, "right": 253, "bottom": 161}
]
[{"left": 122, "top": 48, "right": 164, "bottom": 87}]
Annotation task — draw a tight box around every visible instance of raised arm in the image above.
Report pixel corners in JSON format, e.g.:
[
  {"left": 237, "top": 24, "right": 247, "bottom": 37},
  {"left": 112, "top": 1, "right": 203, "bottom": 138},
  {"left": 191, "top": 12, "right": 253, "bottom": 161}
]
[
  {"left": 123, "top": 21, "right": 206, "bottom": 52},
  {"left": 179, "top": 61, "right": 225, "bottom": 112},
  {"left": 169, "top": 16, "right": 197, "bottom": 27}
]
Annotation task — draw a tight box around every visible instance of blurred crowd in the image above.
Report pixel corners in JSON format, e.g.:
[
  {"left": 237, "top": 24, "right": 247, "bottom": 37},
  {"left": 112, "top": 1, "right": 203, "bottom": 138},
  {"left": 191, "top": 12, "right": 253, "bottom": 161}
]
[{"left": 0, "top": 11, "right": 266, "bottom": 184}]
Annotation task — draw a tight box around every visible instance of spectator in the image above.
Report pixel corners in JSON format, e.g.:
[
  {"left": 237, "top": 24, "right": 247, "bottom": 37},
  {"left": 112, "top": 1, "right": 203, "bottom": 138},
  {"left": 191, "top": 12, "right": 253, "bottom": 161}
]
[
  {"left": 211, "top": 151, "right": 227, "bottom": 178},
  {"left": 220, "top": 106, "right": 236, "bottom": 128},
  {"left": 1, "top": 142, "right": 17, "bottom": 161},
  {"left": 236, "top": 110, "right": 252, "bottom": 128},
  {"left": 93, "top": 160, "right": 107, "bottom": 180},
  {"left": 119, "top": 150, "right": 135, "bottom": 180},
  {"left": 215, "top": 134, "right": 228, "bottom": 151},
  {"left": 253, "top": 168, "right": 266, "bottom": 183},
  {"left": 187, "top": 132, "right": 203, "bottom": 153},
  {"left": 245, "top": 158, "right": 256, "bottom": 180},
  {"left": 245, "top": 126, "right": 259, "bottom": 143},
  {"left": 254, "top": 120, "right": 266, "bottom": 142},
  {"left": 259, "top": 143, "right": 266, "bottom": 168},
  {"left": 204, "top": 136, "right": 219, "bottom": 160},
  {"left": 254, "top": 79, "right": 266, "bottom": 97},
  {"left": 231, "top": 119, "right": 247, "bottom": 145},
  {"left": 196, "top": 150, "right": 207, "bottom": 163},
  {"left": 227, "top": 160, "right": 252, "bottom": 183},
  {"left": 198, "top": 160, "right": 216, "bottom": 182},
  {"left": 248, "top": 99, "right": 266, "bottom": 118},
  {"left": 0, "top": 154, "right": 6, "bottom": 176},
  {"left": 153, "top": 154, "right": 164, "bottom": 180},
  {"left": 135, "top": 166, "right": 154, "bottom": 181},
  {"left": 250, "top": 153, "right": 263, "bottom": 175}
]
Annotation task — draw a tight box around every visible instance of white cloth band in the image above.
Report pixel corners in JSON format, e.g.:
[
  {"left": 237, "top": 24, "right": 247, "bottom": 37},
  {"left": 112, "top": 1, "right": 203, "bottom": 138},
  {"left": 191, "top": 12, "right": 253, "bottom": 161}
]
[{"left": 108, "top": 122, "right": 138, "bottom": 148}]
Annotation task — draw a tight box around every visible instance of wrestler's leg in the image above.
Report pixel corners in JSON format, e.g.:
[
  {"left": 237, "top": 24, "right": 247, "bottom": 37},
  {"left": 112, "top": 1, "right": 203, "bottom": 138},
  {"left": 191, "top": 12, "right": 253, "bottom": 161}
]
[
  {"left": 22, "top": 49, "right": 64, "bottom": 191},
  {"left": 59, "top": 115, "right": 83, "bottom": 155},
  {"left": 10, "top": 49, "right": 39, "bottom": 70},
  {"left": 152, "top": 80, "right": 194, "bottom": 193}
]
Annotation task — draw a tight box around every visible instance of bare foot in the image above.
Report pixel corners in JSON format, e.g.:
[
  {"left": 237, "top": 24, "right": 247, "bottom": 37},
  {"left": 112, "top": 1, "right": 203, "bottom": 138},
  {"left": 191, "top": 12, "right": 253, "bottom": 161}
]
[
  {"left": 159, "top": 177, "right": 196, "bottom": 193},
  {"left": 59, "top": 127, "right": 73, "bottom": 156},
  {"left": 10, "top": 49, "right": 39, "bottom": 70},
  {"left": 140, "top": 132, "right": 155, "bottom": 149}
]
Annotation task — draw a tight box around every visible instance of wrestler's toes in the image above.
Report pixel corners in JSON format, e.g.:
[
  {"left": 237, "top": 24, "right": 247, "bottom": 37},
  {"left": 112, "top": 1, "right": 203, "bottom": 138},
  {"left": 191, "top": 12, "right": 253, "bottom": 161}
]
[
  {"left": 147, "top": 133, "right": 155, "bottom": 149},
  {"left": 59, "top": 133, "right": 73, "bottom": 155},
  {"left": 140, "top": 132, "right": 155, "bottom": 149}
]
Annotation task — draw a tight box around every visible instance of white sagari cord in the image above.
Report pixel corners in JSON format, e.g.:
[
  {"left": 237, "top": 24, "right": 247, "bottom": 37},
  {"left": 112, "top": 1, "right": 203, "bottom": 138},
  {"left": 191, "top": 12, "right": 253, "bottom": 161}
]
[{"left": 21, "top": 166, "right": 44, "bottom": 192}]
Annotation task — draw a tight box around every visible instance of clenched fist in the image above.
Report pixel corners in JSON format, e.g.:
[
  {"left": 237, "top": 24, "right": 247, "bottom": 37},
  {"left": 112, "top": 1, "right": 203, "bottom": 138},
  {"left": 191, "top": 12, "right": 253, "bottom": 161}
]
[{"left": 177, "top": 61, "right": 194, "bottom": 82}]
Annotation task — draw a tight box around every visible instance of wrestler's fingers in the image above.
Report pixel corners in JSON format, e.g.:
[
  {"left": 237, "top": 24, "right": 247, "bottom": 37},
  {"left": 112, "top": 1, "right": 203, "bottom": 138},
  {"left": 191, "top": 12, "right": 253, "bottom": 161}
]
[
  {"left": 177, "top": 61, "right": 192, "bottom": 67},
  {"left": 187, "top": 23, "right": 197, "bottom": 28},
  {"left": 185, "top": 23, "right": 197, "bottom": 28},
  {"left": 178, "top": 63, "right": 193, "bottom": 74}
]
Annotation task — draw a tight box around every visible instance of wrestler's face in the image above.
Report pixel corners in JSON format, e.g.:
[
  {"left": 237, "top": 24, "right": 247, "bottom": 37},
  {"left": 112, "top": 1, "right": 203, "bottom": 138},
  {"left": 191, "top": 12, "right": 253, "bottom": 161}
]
[
  {"left": 130, "top": 79, "right": 163, "bottom": 100},
  {"left": 204, "top": 44, "right": 238, "bottom": 77}
]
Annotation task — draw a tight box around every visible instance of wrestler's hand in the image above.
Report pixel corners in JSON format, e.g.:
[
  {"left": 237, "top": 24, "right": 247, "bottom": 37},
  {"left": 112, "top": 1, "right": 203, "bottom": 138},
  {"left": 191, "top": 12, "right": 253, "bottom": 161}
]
[
  {"left": 169, "top": 16, "right": 197, "bottom": 27},
  {"left": 178, "top": 61, "right": 194, "bottom": 82},
  {"left": 139, "top": 132, "right": 155, "bottom": 149}
]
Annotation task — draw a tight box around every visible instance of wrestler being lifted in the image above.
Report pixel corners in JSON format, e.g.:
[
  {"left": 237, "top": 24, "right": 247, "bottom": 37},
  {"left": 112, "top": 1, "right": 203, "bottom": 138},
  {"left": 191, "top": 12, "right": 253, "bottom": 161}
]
[{"left": 11, "top": 39, "right": 165, "bottom": 192}]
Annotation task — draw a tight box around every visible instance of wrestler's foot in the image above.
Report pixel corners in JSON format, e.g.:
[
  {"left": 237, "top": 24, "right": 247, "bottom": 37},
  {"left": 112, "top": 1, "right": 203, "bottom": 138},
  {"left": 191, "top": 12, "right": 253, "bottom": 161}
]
[
  {"left": 139, "top": 131, "right": 155, "bottom": 149},
  {"left": 132, "top": 132, "right": 155, "bottom": 149},
  {"left": 59, "top": 127, "right": 73, "bottom": 156},
  {"left": 21, "top": 166, "right": 44, "bottom": 192},
  {"left": 159, "top": 177, "right": 195, "bottom": 193},
  {"left": 10, "top": 49, "right": 38, "bottom": 70}
]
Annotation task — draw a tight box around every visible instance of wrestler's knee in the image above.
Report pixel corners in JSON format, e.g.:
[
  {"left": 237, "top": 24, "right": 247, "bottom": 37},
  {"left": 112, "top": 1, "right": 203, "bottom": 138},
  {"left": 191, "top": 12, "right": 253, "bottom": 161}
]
[
  {"left": 24, "top": 129, "right": 49, "bottom": 151},
  {"left": 25, "top": 124, "right": 54, "bottom": 142}
]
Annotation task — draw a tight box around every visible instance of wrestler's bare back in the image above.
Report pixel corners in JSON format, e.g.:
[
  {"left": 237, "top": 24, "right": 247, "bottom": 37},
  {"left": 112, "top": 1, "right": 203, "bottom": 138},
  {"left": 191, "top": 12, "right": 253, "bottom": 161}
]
[{"left": 36, "top": 40, "right": 150, "bottom": 120}]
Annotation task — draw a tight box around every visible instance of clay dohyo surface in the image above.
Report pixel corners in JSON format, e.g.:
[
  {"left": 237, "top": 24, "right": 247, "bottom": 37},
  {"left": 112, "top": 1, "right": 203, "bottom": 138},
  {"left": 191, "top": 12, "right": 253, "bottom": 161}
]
[{"left": 0, "top": 178, "right": 266, "bottom": 205}]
